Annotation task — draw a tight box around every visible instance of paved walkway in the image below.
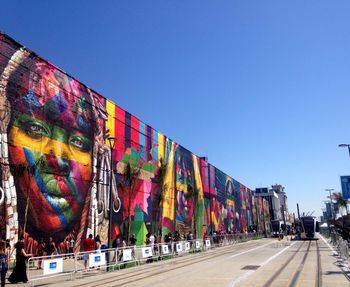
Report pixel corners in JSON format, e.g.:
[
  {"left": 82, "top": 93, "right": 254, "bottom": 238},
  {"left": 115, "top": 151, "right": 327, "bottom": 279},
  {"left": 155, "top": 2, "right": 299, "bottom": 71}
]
[{"left": 5, "top": 236, "right": 350, "bottom": 287}]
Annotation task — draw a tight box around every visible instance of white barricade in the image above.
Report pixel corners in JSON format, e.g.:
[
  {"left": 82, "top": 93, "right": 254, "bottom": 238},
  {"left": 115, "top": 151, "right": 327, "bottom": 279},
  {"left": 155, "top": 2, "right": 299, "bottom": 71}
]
[
  {"left": 195, "top": 240, "right": 202, "bottom": 251},
  {"left": 26, "top": 232, "right": 262, "bottom": 285},
  {"left": 28, "top": 253, "right": 76, "bottom": 284},
  {"left": 175, "top": 242, "right": 183, "bottom": 253},
  {"left": 184, "top": 241, "right": 190, "bottom": 252},
  {"left": 142, "top": 246, "right": 153, "bottom": 258},
  {"left": 161, "top": 244, "right": 170, "bottom": 255},
  {"left": 122, "top": 249, "right": 133, "bottom": 262},
  {"left": 43, "top": 258, "right": 63, "bottom": 275},
  {"left": 89, "top": 252, "right": 105, "bottom": 268},
  {"left": 205, "top": 239, "right": 212, "bottom": 249}
]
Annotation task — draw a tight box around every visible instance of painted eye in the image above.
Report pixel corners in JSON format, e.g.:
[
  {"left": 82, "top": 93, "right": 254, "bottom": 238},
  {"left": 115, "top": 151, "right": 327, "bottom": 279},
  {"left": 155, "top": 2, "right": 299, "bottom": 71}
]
[
  {"left": 70, "top": 136, "right": 84, "bottom": 149},
  {"left": 24, "top": 122, "right": 49, "bottom": 139},
  {"left": 69, "top": 135, "right": 91, "bottom": 152},
  {"left": 30, "top": 124, "right": 44, "bottom": 132}
]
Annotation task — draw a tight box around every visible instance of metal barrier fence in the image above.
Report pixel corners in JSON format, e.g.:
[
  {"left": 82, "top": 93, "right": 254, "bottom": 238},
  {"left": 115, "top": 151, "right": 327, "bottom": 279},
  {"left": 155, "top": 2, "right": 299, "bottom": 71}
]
[
  {"left": 331, "top": 232, "right": 349, "bottom": 260},
  {"left": 26, "top": 232, "right": 262, "bottom": 286},
  {"left": 321, "top": 230, "right": 350, "bottom": 260}
]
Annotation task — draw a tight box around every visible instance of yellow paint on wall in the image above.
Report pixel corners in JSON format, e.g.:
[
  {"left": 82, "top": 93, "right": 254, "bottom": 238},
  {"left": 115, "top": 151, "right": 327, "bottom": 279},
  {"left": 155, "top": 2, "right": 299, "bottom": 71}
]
[
  {"left": 158, "top": 132, "right": 164, "bottom": 163},
  {"left": 106, "top": 99, "right": 115, "bottom": 143},
  {"left": 226, "top": 199, "right": 235, "bottom": 207},
  {"left": 162, "top": 141, "right": 175, "bottom": 221},
  {"left": 193, "top": 155, "right": 204, "bottom": 201},
  {"left": 212, "top": 211, "right": 218, "bottom": 227},
  {"left": 9, "top": 126, "right": 91, "bottom": 165},
  {"left": 176, "top": 182, "right": 188, "bottom": 192}
]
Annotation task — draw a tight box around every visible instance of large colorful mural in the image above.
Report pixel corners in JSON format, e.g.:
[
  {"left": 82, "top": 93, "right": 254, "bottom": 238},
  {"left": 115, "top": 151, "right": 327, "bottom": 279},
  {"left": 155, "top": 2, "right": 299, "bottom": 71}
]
[{"left": 0, "top": 33, "right": 263, "bottom": 254}]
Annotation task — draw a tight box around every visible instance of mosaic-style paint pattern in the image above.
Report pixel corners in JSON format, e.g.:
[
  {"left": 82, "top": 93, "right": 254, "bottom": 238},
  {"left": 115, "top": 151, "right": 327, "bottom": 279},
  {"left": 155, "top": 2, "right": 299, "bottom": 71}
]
[{"left": 0, "top": 33, "right": 264, "bottom": 254}]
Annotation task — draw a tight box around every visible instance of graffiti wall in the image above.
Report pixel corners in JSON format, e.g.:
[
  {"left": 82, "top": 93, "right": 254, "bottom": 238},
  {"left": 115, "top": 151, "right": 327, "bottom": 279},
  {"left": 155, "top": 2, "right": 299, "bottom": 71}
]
[{"left": 0, "top": 33, "right": 259, "bottom": 254}]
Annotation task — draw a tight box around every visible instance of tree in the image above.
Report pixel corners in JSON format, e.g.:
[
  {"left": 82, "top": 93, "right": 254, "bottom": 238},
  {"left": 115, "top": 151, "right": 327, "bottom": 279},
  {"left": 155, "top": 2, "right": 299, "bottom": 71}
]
[
  {"left": 332, "top": 192, "right": 349, "bottom": 220},
  {"left": 118, "top": 162, "right": 140, "bottom": 244},
  {"left": 260, "top": 213, "right": 270, "bottom": 236},
  {"left": 10, "top": 157, "right": 46, "bottom": 234}
]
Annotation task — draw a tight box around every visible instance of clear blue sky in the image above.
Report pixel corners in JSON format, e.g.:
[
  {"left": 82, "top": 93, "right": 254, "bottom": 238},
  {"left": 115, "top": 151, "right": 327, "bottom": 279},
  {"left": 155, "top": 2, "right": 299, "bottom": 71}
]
[{"left": 2, "top": 1, "right": 350, "bottom": 217}]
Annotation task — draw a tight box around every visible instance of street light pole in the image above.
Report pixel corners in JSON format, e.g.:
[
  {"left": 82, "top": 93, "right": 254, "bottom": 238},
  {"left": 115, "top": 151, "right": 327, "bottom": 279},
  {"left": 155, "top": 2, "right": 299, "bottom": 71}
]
[
  {"left": 338, "top": 144, "right": 350, "bottom": 157},
  {"left": 325, "top": 188, "right": 335, "bottom": 225},
  {"left": 200, "top": 157, "right": 212, "bottom": 235},
  {"left": 208, "top": 161, "right": 212, "bottom": 235},
  {"left": 107, "top": 137, "right": 116, "bottom": 249}
]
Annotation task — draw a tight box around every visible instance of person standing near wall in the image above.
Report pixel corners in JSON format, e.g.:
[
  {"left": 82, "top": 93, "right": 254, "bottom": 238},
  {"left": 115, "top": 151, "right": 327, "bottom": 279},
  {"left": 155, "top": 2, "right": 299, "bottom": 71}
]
[
  {"left": 36, "top": 238, "right": 45, "bottom": 269},
  {"left": 69, "top": 237, "right": 74, "bottom": 254},
  {"left": 0, "top": 240, "right": 8, "bottom": 287},
  {"left": 45, "top": 237, "right": 57, "bottom": 256},
  {"left": 8, "top": 236, "right": 32, "bottom": 283},
  {"left": 94, "top": 235, "right": 101, "bottom": 251},
  {"left": 129, "top": 234, "right": 136, "bottom": 258},
  {"left": 83, "top": 234, "right": 95, "bottom": 269}
]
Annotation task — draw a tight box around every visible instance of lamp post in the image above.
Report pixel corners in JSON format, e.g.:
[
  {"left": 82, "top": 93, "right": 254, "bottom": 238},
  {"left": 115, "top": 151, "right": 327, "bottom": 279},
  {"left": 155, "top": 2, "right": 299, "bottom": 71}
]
[
  {"left": 338, "top": 144, "right": 350, "bottom": 157},
  {"left": 200, "top": 157, "right": 212, "bottom": 235},
  {"left": 325, "top": 188, "right": 335, "bottom": 227},
  {"left": 107, "top": 137, "right": 116, "bottom": 249}
]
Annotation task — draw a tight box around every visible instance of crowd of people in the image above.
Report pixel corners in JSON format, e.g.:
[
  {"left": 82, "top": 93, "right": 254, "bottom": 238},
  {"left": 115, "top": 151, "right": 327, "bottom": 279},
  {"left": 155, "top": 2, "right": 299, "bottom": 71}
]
[
  {"left": 0, "top": 229, "right": 260, "bottom": 285},
  {"left": 0, "top": 235, "right": 76, "bottom": 285}
]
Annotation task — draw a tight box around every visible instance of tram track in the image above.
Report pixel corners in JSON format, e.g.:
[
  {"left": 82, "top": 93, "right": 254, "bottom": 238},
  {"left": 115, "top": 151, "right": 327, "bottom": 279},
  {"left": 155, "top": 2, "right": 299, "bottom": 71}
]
[
  {"left": 288, "top": 241, "right": 311, "bottom": 287},
  {"left": 262, "top": 241, "right": 307, "bottom": 287},
  {"left": 262, "top": 240, "right": 323, "bottom": 287}
]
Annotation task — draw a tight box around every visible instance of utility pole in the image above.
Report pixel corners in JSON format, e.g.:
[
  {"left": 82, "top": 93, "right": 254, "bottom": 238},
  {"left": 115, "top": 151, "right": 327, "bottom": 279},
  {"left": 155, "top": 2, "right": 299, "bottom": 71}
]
[
  {"left": 325, "top": 189, "right": 335, "bottom": 225},
  {"left": 106, "top": 137, "right": 116, "bottom": 272},
  {"left": 207, "top": 160, "right": 212, "bottom": 235}
]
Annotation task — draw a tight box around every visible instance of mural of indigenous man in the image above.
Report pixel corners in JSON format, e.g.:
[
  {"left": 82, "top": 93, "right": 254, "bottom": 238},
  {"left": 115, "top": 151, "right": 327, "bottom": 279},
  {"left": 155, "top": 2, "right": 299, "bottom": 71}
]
[{"left": 0, "top": 35, "right": 120, "bottom": 253}]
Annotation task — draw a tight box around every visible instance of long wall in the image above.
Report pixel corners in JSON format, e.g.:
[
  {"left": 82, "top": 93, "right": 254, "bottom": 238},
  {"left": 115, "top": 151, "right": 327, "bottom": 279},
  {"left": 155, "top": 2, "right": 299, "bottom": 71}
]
[{"left": 0, "top": 33, "right": 269, "bottom": 253}]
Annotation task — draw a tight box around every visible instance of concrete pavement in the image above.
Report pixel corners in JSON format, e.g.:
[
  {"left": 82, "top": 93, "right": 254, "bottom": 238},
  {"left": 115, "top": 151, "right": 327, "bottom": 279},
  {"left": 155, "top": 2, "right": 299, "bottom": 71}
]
[{"left": 5, "top": 235, "right": 350, "bottom": 287}]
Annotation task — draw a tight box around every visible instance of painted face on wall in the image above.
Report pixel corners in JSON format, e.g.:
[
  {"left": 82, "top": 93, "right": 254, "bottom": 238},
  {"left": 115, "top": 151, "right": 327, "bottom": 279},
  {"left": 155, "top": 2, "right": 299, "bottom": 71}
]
[
  {"left": 176, "top": 190, "right": 194, "bottom": 224},
  {"left": 175, "top": 152, "right": 195, "bottom": 225},
  {"left": 7, "top": 60, "right": 94, "bottom": 234}
]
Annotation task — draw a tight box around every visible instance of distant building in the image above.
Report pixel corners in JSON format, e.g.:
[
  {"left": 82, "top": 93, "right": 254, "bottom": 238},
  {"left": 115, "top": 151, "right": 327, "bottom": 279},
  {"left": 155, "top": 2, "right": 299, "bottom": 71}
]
[{"left": 255, "top": 184, "right": 288, "bottom": 223}]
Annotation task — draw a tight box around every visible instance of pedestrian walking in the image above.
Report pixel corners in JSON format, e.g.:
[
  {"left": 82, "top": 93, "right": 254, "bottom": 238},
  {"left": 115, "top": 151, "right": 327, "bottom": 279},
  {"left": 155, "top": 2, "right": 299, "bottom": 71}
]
[
  {"left": 129, "top": 234, "right": 137, "bottom": 258},
  {"left": 46, "top": 237, "right": 57, "bottom": 256},
  {"left": 149, "top": 233, "right": 155, "bottom": 254},
  {"left": 36, "top": 239, "right": 46, "bottom": 269},
  {"left": 83, "top": 234, "right": 95, "bottom": 269},
  {"left": 8, "top": 236, "right": 32, "bottom": 284},
  {"left": 112, "top": 234, "right": 121, "bottom": 262},
  {"left": 119, "top": 237, "right": 127, "bottom": 261},
  {"left": 69, "top": 237, "right": 75, "bottom": 254},
  {"left": 64, "top": 238, "right": 70, "bottom": 255},
  {"left": 95, "top": 235, "right": 101, "bottom": 251},
  {"left": 0, "top": 240, "right": 8, "bottom": 287},
  {"left": 278, "top": 228, "right": 284, "bottom": 241},
  {"left": 145, "top": 234, "right": 152, "bottom": 263}
]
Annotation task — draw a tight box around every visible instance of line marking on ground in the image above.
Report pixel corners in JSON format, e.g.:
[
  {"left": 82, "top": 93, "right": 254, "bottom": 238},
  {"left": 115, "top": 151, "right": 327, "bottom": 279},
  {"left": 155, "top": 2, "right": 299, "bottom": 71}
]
[
  {"left": 226, "top": 241, "right": 297, "bottom": 287},
  {"left": 228, "top": 241, "right": 275, "bottom": 259}
]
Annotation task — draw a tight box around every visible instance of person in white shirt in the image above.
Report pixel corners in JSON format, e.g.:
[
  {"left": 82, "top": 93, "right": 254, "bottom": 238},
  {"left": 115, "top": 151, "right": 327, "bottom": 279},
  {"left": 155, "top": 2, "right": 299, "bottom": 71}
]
[{"left": 149, "top": 233, "right": 155, "bottom": 253}]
